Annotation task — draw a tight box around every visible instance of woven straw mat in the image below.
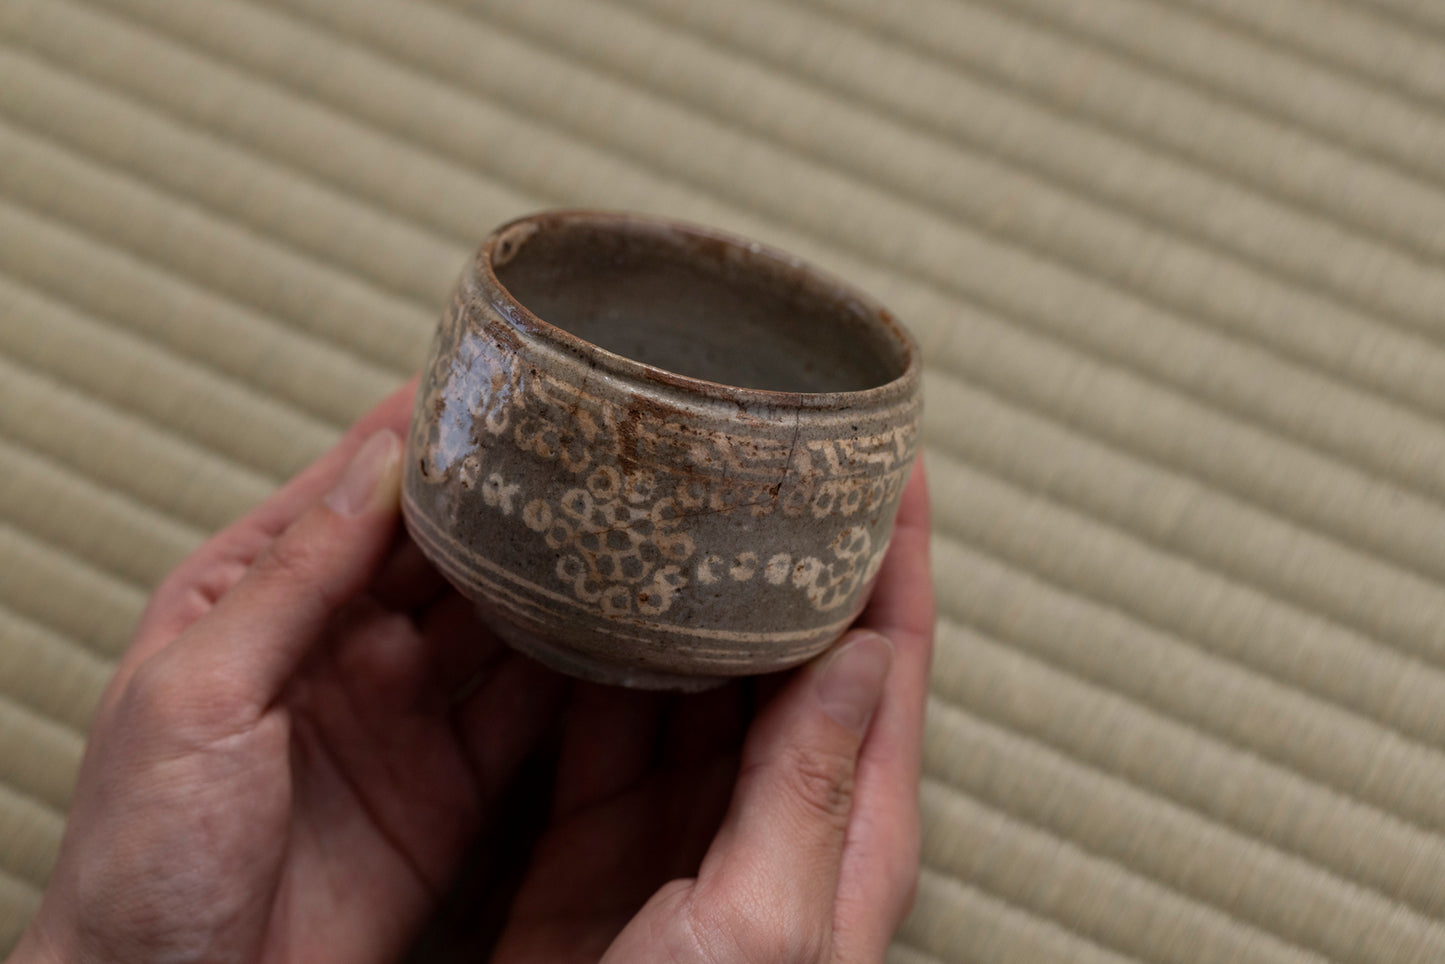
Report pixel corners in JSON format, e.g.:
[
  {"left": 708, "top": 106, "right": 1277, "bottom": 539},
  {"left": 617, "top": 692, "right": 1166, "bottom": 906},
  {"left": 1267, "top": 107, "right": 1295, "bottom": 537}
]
[{"left": 4, "top": 0, "right": 1445, "bottom": 961}]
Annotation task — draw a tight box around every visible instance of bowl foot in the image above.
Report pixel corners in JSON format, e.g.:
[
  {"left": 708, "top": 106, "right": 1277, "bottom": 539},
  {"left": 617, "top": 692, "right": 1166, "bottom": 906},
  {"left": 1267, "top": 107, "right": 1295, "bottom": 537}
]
[{"left": 485, "top": 612, "right": 729, "bottom": 692}]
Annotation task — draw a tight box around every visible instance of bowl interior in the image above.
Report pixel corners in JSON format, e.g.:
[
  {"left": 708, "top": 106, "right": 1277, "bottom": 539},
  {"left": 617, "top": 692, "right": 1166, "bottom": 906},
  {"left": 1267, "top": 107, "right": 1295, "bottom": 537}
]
[{"left": 492, "top": 216, "right": 910, "bottom": 394}]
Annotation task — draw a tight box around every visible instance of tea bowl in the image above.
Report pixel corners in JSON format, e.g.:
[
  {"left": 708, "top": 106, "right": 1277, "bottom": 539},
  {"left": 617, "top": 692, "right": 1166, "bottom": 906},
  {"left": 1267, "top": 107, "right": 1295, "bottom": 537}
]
[{"left": 402, "top": 210, "right": 921, "bottom": 690}]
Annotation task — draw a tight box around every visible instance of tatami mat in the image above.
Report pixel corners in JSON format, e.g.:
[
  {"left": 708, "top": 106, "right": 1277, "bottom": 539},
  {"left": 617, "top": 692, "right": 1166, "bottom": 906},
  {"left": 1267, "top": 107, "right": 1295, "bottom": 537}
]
[{"left": 4, "top": 0, "right": 1445, "bottom": 959}]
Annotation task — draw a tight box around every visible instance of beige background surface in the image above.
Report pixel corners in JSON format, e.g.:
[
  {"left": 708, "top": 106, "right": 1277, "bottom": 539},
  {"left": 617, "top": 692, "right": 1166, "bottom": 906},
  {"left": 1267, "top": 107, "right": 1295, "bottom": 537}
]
[{"left": 4, "top": 0, "right": 1445, "bottom": 960}]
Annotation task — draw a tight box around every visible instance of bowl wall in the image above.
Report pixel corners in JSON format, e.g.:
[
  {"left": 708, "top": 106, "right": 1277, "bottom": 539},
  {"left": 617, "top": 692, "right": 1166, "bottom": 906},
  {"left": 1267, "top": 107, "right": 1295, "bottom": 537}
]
[{"left": 403, "top": 211, "right": 922, "bottom": 688}]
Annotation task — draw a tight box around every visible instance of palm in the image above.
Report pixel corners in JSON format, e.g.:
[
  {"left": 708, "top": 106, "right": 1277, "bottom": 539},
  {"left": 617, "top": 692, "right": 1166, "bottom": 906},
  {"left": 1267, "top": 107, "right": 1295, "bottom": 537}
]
[
  {"left": 257, "top": 595, "right": 495, "bottom": 962},
  {"left": 59, "top": 567, "right": 562, "bottom": 964},
  {"left": 489, "top": 683, "right": 753, "bottom": 963}
]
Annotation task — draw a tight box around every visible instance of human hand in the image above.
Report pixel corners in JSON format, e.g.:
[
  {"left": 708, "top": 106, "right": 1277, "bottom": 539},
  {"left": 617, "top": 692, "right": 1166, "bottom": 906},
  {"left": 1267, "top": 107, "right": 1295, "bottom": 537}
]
[
  {"left": 12, "top": 380, "right": 568, "bottom": 964},
  {"left": 488, "top": 466, "right": 935, "bottom": 964},
  {"left": 11, "top": 369, "right": 933, "bottom": 964}
]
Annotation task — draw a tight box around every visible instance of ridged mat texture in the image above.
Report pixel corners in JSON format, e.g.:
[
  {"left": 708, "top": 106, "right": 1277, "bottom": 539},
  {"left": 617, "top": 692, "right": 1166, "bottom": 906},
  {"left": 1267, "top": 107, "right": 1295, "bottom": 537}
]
[{"left": 3, "top": 0, "right": 1445, "bottom": 959}]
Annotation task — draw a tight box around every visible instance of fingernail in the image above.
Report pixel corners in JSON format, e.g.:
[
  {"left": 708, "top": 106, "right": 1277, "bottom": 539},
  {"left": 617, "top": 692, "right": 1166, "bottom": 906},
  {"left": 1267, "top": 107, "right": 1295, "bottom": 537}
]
[
  {"left": 325, "top": 430, "right": 400, "bottom": 517},
  {"left": 816, "top": 631, "right": 893, "bottom": 734}
]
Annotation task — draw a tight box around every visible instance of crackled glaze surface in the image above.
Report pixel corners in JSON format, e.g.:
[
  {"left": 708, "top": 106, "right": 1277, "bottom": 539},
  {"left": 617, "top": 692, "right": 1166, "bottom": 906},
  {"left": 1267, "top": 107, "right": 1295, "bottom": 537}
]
[{"left": 403, "top": 211, "right": 921, "bottom": 688}]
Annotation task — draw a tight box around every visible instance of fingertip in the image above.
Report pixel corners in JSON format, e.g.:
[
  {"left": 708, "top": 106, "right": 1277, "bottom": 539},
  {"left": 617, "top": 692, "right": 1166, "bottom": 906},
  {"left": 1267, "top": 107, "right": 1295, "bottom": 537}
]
[
  {"left": 324, "top": 429, "right": 402, "bottom": 518},
  {"left": 815, "top": 630, "right": 894, "bottom": 735}
]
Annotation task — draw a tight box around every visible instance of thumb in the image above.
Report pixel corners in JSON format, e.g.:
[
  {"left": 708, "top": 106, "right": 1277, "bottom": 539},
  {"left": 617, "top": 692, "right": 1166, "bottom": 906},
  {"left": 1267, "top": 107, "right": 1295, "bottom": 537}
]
[
  {"left": 168, "top": 428, "right": 404, "bottom": 704},
  {"left": 691, "top": 630, "right": 894, "bottom": 959}
]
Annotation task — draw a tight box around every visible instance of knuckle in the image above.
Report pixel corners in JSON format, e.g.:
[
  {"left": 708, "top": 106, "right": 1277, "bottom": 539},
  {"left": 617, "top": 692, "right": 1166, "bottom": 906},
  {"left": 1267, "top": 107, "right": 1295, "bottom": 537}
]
[
  {"left": 146, "top": 557, "right": 250, "bottom": 625},
  {"left": 687, "top": 878, "right": 838, "bottom": 964},
  {"left": 251, "top": 527, "right": 340, "bottom": 610},
  {"left": 735, "top": 913, "right": 829, "bottom": 964},
  {"left": 778, "top": 742, "right": 858, "bottom": 825},
  {"left": 142, "top": 571, "right": 199, "bottom": 625},
  {"left": 254, "top": 529, "right": 321, "bottom": 584},
  {"left": 121, "top": 651, "right": 249, "bottom": 737},
  {"left": 184, "top": 556, "right": 252, "bottom": 609},
  {"left": 688, "top": 894, "right": 828, "bottom": 964},
  {"left": 120, "top": 655, "right": 197, "bottom": 729},
  {"left": 652, "top": 882, "right": 728, "bottom": 964},
  {"left": 147, "top": 569, "right": 189, "bottom": 611}
]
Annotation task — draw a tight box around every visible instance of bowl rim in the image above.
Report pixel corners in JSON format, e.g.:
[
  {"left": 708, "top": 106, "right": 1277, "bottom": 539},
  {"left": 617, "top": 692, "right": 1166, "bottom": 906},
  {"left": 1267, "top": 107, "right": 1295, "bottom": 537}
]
[{"left": 469, "top": 209, "right": 922, "bottom": 412}]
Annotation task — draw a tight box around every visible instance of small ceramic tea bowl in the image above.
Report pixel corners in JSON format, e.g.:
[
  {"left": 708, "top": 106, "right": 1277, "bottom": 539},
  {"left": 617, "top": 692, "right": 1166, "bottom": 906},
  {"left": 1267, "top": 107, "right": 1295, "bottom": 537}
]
[{"left": 402, "top": 210, "right": 921, "bottom": 690}]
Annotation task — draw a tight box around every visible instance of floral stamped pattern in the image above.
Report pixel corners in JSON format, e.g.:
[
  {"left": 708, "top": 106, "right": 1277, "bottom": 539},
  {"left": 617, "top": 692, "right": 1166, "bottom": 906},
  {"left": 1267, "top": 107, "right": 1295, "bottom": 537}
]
[
  {"left": 453, "top": 455, "right": 888, "bottom": 617},
  {"left": 423, "top": 319, "right": 909, "bottom": 619}
]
